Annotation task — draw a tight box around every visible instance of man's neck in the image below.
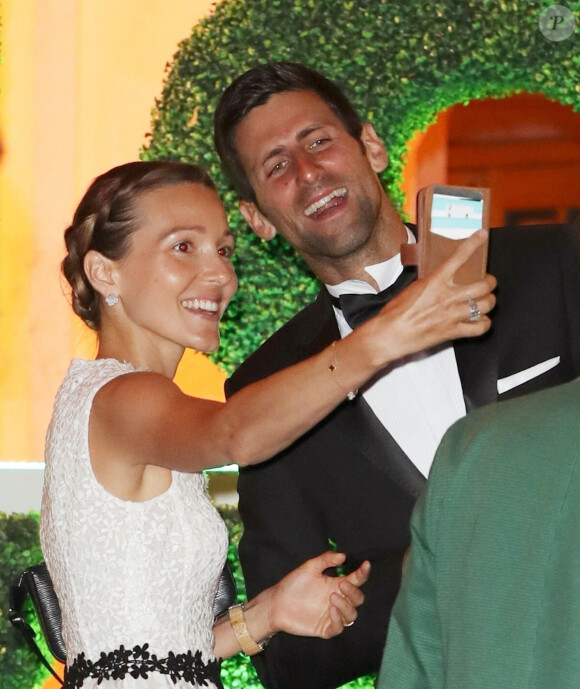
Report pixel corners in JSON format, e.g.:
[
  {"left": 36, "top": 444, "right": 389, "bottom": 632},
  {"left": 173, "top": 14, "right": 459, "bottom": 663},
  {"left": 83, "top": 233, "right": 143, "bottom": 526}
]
[{"left": 311, "top": 215, "right": 409, "bottom": 288}]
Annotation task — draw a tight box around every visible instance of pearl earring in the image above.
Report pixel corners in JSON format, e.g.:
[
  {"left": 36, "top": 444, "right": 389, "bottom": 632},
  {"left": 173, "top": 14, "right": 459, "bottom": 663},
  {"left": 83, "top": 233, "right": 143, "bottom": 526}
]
[{"left": 105, "top": 294, "right": 119, "bottom": 307}]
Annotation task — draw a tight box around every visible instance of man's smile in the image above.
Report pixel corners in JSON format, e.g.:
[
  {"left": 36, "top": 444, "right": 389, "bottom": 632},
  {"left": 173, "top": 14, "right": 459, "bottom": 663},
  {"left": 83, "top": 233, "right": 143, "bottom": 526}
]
[{"left": 304, "top": 188, "right": 348, "bottom": 217}]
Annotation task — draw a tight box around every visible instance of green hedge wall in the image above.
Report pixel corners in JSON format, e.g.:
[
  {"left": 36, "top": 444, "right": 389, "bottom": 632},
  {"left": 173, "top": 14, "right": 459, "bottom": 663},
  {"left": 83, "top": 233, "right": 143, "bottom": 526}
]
[{"left": 142, "top": 0, "right": 580, "bottom": 374}]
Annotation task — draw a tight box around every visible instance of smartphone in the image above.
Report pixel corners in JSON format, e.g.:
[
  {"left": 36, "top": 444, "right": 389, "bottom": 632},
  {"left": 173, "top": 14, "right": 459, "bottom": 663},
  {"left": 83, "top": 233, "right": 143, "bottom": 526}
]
[{"left": 401, "top": 184, "right": 490, "bottom": 284}]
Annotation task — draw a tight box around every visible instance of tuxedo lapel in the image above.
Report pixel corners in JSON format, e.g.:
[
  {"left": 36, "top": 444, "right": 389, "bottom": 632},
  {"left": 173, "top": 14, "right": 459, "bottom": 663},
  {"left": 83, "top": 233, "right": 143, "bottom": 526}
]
[{"left": 335, "top": 396, "right": 426, "bottom": 498}]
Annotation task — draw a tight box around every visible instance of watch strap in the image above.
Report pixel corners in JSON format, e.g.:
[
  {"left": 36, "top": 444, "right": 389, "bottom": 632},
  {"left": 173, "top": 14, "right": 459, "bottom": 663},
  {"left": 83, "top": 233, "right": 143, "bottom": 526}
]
[{"left": 228, "top": 604, "right": 265, "bottom": 656}]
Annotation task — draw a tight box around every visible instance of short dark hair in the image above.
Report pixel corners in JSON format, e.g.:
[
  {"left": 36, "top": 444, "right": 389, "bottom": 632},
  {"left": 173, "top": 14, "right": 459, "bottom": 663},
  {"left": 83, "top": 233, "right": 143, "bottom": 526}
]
[
  {"left": 214, "top": 61, "right": 363, "bottom": 202},
  {"left": 62, "top": 160, "right": 214, "bottom": 331}
]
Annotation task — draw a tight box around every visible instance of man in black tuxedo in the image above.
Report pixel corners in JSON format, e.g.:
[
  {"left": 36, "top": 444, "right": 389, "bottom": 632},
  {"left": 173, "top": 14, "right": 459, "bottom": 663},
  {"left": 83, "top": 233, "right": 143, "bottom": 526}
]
[{"left": 213, "top": 62, "right": 580, "bottom": 689}]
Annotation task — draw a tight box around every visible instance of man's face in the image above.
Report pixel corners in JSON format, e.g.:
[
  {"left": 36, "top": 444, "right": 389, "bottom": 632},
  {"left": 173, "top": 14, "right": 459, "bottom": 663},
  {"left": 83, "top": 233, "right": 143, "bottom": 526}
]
[{"left": 234, "top": 90, "right": 393, "bottom": 280}]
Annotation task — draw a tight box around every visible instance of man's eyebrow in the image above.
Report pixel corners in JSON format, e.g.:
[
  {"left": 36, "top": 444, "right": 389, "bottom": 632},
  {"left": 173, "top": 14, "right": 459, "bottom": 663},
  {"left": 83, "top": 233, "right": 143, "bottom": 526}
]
[
  {"left": 261, "top": 145, "right": 285, "bottom": 168},
  {"left": 296, "top": 124, "right": 326, "bottom": 141},
  {"left": 260, "top": 124, "right": 328, "bottom": 168}
]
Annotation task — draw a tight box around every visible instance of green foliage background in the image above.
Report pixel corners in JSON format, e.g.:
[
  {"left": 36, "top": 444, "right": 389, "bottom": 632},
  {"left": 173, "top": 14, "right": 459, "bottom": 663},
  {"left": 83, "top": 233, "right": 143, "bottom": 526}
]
[
  {"left": 142, "top": 0, "right": 580, "bottom": 374},
  {"left": 0, "top": 513, "right": 47, "bottom": 689}
]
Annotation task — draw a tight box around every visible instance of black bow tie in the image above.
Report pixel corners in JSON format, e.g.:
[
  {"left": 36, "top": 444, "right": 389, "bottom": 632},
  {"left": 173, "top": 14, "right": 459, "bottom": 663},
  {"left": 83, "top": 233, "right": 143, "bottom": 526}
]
[{"left": 331, "top": 267, "right": 417, "bottom": 329}]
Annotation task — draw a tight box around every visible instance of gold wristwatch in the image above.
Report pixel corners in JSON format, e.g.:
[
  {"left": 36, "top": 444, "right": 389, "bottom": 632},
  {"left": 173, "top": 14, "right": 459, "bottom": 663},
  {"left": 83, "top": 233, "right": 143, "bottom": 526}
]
[{"left": 228, "top": 603, "right": 271, "bottom": 656}]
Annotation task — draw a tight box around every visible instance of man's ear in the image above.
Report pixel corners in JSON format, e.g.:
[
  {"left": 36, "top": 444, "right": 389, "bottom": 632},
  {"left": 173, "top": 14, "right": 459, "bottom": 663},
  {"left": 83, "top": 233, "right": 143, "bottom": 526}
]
[
  {"left": 361, "top": 123, "right": 388, "bottom": 174},
  {"left": 83, "top": 250, "right": 116, "bottom": 297},
  {"left": 239, "top": 200, "right": 277, "bottom": 241}
]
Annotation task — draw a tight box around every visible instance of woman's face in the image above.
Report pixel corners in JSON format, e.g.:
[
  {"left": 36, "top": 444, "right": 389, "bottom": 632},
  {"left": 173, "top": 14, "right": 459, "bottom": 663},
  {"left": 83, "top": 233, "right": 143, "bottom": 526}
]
[{"left": 112, "top": 182, "right": 237, "bottom": 357}]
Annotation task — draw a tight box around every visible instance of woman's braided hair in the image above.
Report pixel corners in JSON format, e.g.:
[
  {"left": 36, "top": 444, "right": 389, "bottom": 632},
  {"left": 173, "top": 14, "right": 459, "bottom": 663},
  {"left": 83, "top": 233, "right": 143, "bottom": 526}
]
[{"left": 62, "top": 160, "right": 215, "bottom": 330}]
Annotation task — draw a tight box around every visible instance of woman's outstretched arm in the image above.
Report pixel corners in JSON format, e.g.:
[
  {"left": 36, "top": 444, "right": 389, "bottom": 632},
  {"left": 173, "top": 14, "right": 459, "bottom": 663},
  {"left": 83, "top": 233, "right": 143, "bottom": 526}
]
[{"left": 91, "top": 230, "right": 495, "bottom": 484}]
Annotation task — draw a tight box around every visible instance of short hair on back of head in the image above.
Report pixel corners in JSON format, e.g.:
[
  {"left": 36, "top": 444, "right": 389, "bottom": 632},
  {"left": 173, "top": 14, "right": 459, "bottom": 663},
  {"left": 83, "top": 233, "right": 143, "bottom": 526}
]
[{"left": 213, "top": 61, "right": 363, "bottom": 202}]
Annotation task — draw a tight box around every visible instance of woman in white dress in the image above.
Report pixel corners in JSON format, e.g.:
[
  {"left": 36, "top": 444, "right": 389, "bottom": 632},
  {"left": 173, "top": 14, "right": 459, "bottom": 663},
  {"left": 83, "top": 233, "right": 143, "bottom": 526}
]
[{"left": 40, "top": 161, "right": 494, "bottom": 688}]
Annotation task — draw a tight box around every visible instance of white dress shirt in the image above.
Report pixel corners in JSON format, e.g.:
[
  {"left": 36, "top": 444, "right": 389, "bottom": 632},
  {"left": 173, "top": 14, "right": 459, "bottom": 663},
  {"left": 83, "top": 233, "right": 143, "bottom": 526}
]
[{"left": 326, "top": 229, "right": 466, "bottom": 477}]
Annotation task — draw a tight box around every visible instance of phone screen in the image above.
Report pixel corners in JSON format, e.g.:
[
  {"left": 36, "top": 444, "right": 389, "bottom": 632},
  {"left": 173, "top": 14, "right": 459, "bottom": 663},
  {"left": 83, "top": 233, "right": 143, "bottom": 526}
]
[{"left": 430, "top": 193, "right": 484, "bottom": 240}]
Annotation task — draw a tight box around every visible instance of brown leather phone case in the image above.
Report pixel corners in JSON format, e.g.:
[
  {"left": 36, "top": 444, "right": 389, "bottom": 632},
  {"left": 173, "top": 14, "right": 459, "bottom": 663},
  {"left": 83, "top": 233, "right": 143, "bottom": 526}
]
[{"left": 401, "top": 184, "right": 490, "bottom": 284}]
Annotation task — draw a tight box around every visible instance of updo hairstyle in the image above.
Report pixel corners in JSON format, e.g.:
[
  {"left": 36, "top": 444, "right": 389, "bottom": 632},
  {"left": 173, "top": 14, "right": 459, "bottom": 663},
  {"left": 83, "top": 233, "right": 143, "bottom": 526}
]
[{"left": 62, "top": 160, "right": 215, "bottom": 330}]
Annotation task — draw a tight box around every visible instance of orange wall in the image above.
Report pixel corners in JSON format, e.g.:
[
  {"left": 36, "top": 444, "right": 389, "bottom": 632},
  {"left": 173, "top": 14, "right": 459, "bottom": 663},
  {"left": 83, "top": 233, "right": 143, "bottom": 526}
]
[{"left": 0, "top": 0, "right": 225, "bottom": 464}]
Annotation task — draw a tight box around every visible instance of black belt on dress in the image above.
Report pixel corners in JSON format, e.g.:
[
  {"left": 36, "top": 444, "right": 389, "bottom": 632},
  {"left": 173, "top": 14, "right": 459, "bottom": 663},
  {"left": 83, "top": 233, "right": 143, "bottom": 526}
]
[{"left": 63, "top": 643, "right": 223, "bottom": 688}]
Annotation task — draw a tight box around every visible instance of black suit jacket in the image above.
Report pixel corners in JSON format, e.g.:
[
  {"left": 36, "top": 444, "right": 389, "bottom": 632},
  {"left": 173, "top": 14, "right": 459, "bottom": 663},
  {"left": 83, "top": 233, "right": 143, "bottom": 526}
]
[{"left": 225, "top": 224, "right": 580, "bottom": 689}]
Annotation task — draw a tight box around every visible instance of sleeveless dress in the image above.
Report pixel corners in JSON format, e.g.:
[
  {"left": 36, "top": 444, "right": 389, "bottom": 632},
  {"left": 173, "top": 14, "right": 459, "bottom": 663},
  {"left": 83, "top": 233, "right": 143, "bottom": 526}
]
[{"left": 40, "top": 358, "right": 230, "bottom": 689}]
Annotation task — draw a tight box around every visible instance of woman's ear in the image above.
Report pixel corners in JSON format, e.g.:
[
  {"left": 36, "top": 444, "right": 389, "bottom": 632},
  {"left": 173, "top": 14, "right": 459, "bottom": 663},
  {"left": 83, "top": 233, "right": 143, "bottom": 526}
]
[
  {"left": 239, "top": 201, "right": 277, "bottom": 241},
  {"left": 361, "top": 123, "right": 388, "bottom": 174},
  {"left": 83, "top": 250, "right": 116, "bottom": 297}
]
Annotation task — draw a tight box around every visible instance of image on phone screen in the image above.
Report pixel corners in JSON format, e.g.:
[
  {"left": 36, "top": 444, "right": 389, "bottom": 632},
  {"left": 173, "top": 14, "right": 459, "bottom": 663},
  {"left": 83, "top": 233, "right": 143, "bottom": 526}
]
[{"left": 430, "top": 193, "right": 484, "bottom": 240}]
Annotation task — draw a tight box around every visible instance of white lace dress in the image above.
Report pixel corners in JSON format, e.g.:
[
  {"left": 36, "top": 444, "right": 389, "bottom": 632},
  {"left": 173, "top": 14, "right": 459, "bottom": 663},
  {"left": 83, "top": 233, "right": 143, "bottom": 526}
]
[{"left": 40, "top": 358, "right": 229, "bottom": 688}]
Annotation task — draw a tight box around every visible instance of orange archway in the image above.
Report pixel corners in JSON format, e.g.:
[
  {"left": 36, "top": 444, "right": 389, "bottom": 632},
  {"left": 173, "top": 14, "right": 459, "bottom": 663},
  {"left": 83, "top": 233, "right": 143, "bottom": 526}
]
[{"left": 402, "top": 94, "right": 580, "bottom": 226}]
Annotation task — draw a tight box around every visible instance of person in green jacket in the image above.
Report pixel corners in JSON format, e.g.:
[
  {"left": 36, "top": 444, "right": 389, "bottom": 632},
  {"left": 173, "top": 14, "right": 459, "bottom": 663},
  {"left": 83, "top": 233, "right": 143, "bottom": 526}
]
[{"left": 378, "top": 376, "right": 580, "bottom": 689}]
